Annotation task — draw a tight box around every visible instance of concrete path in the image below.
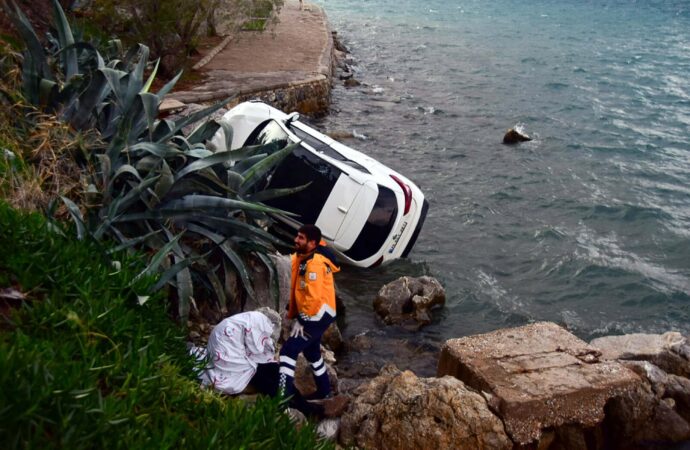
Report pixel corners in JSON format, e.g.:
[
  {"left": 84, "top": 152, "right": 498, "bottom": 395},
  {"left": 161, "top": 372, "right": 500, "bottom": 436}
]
[{"left": 168, "top": 0, "right": 332, "bottom": 110}]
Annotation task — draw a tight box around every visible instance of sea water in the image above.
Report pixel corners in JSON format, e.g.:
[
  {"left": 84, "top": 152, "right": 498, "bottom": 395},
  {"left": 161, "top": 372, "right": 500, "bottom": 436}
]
[{"left": 311, "top": 0, "right": 690, "bottom": 347}]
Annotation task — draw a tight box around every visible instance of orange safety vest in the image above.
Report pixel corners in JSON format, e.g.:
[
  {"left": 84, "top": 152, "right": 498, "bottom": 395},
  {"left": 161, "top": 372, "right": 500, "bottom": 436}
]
[{"left": 287, "top": 246, "right": 340, "bottom": 321}]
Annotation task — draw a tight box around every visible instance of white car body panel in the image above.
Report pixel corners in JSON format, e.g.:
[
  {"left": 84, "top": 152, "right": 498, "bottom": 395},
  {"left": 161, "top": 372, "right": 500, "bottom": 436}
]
[
  {"left": 212, "top": 101, "right": 428, "bottom": 267},
  {"left": 314, "top": 173, "right": 362, "bottom": 241}
]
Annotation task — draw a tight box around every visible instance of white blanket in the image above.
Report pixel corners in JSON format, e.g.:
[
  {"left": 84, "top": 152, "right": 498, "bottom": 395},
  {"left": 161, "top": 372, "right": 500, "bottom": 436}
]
[{"left": 198, "top": 311, "right": 277, "bottom": 395}]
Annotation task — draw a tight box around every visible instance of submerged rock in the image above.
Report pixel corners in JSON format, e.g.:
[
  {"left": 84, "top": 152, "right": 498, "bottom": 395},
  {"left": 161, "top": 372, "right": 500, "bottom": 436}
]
[
  {"left": 339, "top": 365, "right": 511, "bottom": 450},
  {"left": 502, "top": 127, "right": 532, "bottom": 144},
  {"left": 373, "top": 276, "right": 445, "bottom": 329},
  {"left": 343, "top": 78, "right": 361, "bottom": 88}
]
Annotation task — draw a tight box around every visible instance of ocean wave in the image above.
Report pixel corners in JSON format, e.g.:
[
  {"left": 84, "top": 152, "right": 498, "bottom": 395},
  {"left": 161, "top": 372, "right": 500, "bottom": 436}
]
[{"left": 574, "top": 227, "right": 690, "bottom": 296}]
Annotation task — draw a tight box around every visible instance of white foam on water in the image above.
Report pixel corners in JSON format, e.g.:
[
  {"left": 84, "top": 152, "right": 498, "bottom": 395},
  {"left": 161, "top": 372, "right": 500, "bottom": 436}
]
[
  {"left": 352, "top": 129, "right": 368, "bottom": 140},
  {"left": 574, "top": 226, "right": 690, "bottom": 296}
]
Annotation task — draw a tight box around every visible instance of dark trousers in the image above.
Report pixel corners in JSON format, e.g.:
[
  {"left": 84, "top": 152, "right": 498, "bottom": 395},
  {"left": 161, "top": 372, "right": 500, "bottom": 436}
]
[
  {"left": 278, "top": 315, "right": 334, "bottom": 402},
  {"left": 250, "top": 362, "right": 324, "bottom": 416}
]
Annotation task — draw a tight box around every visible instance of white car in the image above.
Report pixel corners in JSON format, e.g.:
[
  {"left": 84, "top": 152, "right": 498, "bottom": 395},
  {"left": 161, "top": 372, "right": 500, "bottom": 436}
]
[{"left": 212, "top": 101, "right": 428, "bottom": 267}]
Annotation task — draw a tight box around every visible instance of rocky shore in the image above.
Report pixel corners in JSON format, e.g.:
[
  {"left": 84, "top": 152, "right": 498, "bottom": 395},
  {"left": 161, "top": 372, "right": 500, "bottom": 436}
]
[
  {"left": 333, "top": 278, "right": 690, "bottom": 449},
  {"left": 191, "top": 258, "right": 690, "bottom": 449}
]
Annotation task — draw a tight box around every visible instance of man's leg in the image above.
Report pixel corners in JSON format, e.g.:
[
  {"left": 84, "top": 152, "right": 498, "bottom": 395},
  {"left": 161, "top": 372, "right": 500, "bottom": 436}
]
[
  {"left": 302, "top": 338, "right": 331, "bottom": 398},
  {"left": 302, "top": 317, "right": 334, "bottom": 398},
  {"left": 278, "top": 317, "right": 333, "bottom": 400},
  {"left": 279, "top": 331, "right": 317, "bottom": 400}
]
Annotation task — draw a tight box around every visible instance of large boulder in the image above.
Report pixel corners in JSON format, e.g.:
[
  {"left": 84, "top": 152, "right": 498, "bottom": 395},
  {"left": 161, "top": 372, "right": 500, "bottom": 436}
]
[
  {"left": 373, "top": 276, "right": 445, "bottom": 329},
  {"left": 437, "top": 322, "right": 641, "bottom": 446},
  {"left": 590, "top": 332, "right": 690, "bottom": 448},
  {"left": 590, "top": 332, "right": 690, "bottom": 378},
  {"left": 603, "top": 361, "right": 690, "bottom": 448},
  {"left": 339, "top": 365, "right": 511, "bottom": 450}
]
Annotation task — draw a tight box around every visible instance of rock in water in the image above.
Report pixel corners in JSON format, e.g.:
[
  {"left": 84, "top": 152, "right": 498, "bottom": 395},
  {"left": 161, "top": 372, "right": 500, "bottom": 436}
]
[
  {"left": 339, "top": 365, "right": 511, "bottom": 450},
  {"left": 373, "top": 276, "right": 445, "bottom": 329},
  {"left": 503, "top": 127, "right": 532, "bottom": 144}
]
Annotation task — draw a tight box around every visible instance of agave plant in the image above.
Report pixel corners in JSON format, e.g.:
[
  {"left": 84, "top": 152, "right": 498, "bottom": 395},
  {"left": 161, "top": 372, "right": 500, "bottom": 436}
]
[{"left": 7, "top": 0, "right": 304, "bottom": 320}]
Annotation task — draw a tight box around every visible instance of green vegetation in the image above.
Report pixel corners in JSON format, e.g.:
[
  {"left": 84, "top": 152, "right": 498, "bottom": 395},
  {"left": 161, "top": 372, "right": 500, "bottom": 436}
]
[
  {"left": 2, "top": 0, "right": 308, "bottom": 322},
  {"left": 0, "top": 1, "right": 326, "bottom": 449},
  {"left": 0, "top": 203, "right": 331, "bottom": 449}
]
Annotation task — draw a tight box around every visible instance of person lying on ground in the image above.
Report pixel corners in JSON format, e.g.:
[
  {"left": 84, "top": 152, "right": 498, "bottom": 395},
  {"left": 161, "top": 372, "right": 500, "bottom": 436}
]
[{"left": 191, "top": 308, "right": 348, "bottom": 417}]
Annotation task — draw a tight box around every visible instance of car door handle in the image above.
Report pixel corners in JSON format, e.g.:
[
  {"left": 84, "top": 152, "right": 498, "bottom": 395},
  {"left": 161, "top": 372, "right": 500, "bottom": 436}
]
[{"left": 338, "top": 206, "right": 348, "bottom": 213}]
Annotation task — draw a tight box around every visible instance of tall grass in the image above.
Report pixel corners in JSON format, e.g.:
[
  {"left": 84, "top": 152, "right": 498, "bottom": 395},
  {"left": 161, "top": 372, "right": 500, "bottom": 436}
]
[{"left": 0, "top": 202, "right": 331, "bottom": 449}]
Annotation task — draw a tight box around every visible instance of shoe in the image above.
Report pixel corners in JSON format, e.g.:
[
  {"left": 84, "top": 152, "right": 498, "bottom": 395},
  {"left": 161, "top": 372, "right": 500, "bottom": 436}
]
[{"left": 321, "top": 395, "right": 350, "bottom": 418}]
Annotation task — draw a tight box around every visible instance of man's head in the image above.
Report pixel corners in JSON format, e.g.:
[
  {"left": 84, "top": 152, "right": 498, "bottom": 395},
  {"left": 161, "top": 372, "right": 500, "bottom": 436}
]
[{"left": 294, "top": 224, "right": 321, "bottom": 254}]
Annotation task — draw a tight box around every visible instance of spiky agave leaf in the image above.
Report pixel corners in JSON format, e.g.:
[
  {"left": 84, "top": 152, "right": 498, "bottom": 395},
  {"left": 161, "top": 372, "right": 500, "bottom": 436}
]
[{"left": 51, "top": 0, "right": 77, "bottom": 80}]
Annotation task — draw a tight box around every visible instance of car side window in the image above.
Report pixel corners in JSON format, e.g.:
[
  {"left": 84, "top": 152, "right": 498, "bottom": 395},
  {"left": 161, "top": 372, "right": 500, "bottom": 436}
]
[
  {"left": 288, "top": 124, "right": 371, "bottom": 174},
  {"left": 262, "top": 145, "right": 344, "bottom": 224}
]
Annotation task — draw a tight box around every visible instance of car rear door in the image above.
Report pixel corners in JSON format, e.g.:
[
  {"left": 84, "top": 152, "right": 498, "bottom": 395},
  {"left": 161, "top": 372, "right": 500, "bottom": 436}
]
[{"left": 314, "top": 174, "right": 365, "bottom": 242}]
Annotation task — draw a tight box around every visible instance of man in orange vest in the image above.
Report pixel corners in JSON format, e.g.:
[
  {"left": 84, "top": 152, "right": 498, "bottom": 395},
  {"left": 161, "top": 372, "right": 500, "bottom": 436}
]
[{"left": 278, "top": 224, "right": 342, "bottom": 408}]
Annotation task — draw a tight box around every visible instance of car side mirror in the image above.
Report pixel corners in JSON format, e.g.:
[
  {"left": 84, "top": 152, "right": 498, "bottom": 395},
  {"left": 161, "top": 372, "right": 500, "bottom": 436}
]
[{"left": 286, "top": 112, "right": 300, "bottom": 123}]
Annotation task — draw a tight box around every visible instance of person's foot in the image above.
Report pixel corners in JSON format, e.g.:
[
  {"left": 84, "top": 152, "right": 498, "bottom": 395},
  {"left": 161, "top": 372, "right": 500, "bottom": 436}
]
[{"left": 321, "top": 395, "right": 350, "bottom": 418}]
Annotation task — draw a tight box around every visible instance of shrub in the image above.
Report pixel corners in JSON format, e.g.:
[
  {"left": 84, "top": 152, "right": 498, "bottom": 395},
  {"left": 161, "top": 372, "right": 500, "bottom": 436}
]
[{"left": 5, "top": 0, "right": 305, "bottom": 321}]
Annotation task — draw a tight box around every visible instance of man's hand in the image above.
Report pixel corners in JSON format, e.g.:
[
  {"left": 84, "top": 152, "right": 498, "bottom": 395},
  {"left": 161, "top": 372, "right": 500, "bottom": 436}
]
[{"left": 290, "top": 321, "right": 305, "bottom": 338}]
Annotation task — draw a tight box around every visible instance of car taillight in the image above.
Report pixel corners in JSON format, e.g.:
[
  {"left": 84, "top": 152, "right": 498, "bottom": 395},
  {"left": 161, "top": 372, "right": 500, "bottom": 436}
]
[
  {"left": 390, "top": 174, "right": 412, "bottom": 215},
  {"left": 370, "top": 256, "right": 384, "bottom": 268}
]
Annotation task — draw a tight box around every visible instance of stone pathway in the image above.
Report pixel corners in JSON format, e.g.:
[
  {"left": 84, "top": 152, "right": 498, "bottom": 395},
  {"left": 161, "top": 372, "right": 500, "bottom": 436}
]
[{"left": 167, "top": 0, "right": 332, "bottom": 112}]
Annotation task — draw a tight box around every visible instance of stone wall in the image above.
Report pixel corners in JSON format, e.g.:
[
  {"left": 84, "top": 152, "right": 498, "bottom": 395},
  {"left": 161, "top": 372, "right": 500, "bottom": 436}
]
[{"left": 225, "top": 74, "right": 332, "bottom": 117}]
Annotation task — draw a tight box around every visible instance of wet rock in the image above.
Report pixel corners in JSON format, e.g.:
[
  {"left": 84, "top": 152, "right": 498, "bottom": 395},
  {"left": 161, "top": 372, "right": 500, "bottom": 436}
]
[
  {"left": 502, "top": 127, "right": 532, "bottom": 144},
  {"left": 590, "top": 332, "right": 690, "bottom": 378},
  {"left": 373, "top": 276, "right": 445, "bottom": 329},
  {"left": 338, "top": 70, "right": 353, "bottom": 80},
  {"left": 339, "top": 365, "right": 511, "bottom": 449},
  {"left": 437, "top": 322, "right": 640, "bottom": 445},
  {"left": 603, "top": 362, "right": 690, "bottom": 448},
  {"left": 346, "top": 333, "right": 373, "bottom": 352},
  {"left": 343, "top": 78, "right": 361, "bottom": 88},
  {"left": 321, "top": 322, "right": 344, "bottom": 352}
]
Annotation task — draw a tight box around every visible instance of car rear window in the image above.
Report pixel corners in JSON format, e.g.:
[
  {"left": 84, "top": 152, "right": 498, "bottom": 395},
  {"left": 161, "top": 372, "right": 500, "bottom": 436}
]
[
  {"left": 262, "top": 145, "right": 343, "bottom": 224},
  {"left": 344, "top": 185, "right": 398, "bottom": 261},
  {"left": 288, "top": 124, "right": 371, "bottom": 174}
]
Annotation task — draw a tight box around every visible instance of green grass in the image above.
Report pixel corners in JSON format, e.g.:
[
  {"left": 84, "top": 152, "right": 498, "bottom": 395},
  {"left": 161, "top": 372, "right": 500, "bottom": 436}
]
[{"left": 0, "top": 202, "right": 332, "bottom": 449}]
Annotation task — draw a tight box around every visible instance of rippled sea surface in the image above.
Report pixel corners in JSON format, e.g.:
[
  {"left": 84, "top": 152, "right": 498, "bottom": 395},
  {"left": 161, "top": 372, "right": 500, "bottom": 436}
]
[{"left": 310, "top": 0, "right": 690, "bottom": 347}]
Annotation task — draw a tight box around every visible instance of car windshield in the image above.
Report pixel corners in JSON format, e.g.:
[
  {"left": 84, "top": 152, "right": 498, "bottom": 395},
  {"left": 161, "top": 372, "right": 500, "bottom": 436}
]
[
  {"left": 344, "top": 185, "right": 398, "bottom": 261},
  {"left": 287, "top": 123, "right": 371, "bottom": 174}
]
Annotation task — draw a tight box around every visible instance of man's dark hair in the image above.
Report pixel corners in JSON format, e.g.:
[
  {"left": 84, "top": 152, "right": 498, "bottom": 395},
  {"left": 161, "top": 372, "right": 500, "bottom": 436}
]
[{"left": 298, "top": 224, "right": 321, "bottom": 244}]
